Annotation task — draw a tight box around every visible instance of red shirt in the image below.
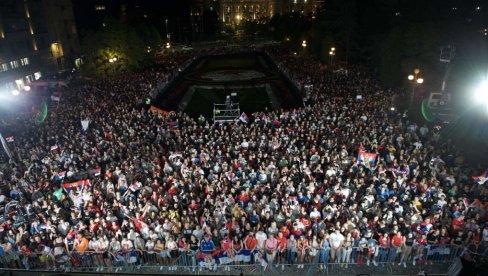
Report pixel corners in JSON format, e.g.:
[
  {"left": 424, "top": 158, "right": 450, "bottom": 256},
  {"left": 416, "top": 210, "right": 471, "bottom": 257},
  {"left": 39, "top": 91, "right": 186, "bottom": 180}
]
[
  {"left": 392, "top": 235, "right": 404, "bottom": 247},
  {"left": 379, "top": 235, "right": 391, "bottom": 248},
  {"left": 277, "top": 236, "right": 287, "bottom": 250}
]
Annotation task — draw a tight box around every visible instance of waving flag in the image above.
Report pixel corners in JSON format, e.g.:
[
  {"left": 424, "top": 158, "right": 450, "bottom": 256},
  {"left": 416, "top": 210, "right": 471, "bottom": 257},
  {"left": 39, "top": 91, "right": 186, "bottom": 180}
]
[
  {"left": 51, "top": 91, "right": 62, "bottom": 102},
  {"left": 472, "top": 170, "right": 487, "bottom": 185},
  {"left": 358, "top": 147, "right": 377, "bottom": 169},
  {"left": 90, "top": 168, "right": 101, "bottom": 177},
  {"left": 62, "top": 180, "right": 91, "bottom": 193},
  {"left": 239, "top": 112, "right": 249, "bottom": 124},
  {"left": 5, "top": 136, "right": 14, "bottom": 143},
  {"left": 58, "top": 171, "right": 66, "bottom": 179},
  {"left": 149, "top": 105, "right": 169, "bottom": 115}
]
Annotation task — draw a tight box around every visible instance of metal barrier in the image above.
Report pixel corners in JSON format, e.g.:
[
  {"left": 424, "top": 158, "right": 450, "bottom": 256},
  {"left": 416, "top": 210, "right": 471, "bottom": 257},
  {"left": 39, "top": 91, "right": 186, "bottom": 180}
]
[{"left": 0, "top": 244, "right": 486, "bottom": 274}]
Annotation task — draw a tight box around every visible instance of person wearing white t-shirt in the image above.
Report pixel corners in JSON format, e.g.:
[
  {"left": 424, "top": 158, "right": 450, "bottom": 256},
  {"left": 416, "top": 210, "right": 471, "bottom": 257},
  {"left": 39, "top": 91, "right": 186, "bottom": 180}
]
[
  {"left": 329, "top": 229, "right": 345, "bottom": 263},
  {"left": 310, "top": 207, "right": 321, "bottom": 221},
  {"left": 255, "top": 230, "right": 267, "bottom": 250}
]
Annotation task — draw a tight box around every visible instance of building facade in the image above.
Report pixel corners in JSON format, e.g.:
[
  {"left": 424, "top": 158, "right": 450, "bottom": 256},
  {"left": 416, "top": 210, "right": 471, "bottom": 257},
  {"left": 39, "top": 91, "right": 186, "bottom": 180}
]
[
  {"left": 190, "top": 0, "right": 324, "bottom": 31},
  {"left": 0, "top": 0, "right": 79, "bottom": 93}
]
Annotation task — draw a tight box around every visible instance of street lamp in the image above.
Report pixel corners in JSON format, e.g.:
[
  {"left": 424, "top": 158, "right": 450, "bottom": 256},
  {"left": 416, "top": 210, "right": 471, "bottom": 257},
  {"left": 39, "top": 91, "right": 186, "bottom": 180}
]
[
  {"left": 329, "top": 47, "right": 336, "bottom": 66},
  {"left": 302, "top": 40, "right": 307, "bottom": 48},
  {"left": 407, "top": 68, "right": 424, "bottom": 111}
]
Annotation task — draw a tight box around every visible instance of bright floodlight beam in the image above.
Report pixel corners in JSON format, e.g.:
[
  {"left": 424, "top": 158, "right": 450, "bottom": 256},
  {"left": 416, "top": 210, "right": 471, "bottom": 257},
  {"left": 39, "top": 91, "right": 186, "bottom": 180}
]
[{"left": 474, "top": 80, "right": 488, "bottom": 102}]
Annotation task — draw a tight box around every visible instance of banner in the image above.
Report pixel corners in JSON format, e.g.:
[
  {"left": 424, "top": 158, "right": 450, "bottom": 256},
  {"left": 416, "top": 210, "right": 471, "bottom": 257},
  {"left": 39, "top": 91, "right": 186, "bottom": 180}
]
[
  {"left": 5, "top": 136, "right": 14, "bottom": 142},
  {"left": 62, "top": 180, "right": 91, "bottom": 193}
]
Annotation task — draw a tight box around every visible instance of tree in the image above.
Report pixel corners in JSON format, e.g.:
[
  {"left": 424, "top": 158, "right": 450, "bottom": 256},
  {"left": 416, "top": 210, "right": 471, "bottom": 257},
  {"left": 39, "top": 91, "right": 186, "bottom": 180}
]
[{"left": 81, "top": 18, "right": 145, "bottom": 76}]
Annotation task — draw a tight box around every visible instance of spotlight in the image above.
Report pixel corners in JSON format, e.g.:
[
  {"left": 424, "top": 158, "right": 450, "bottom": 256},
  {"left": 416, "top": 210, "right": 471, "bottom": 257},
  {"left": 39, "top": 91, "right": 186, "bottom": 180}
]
[
  {"left": 24, "top": 86, "right": 31, "bottom": 91},
  {"left": 12, "top": 89, "right": 20, "bottom": 96},
  {"left": 390, "top": 107, "right": 395, "bottom": 111}
]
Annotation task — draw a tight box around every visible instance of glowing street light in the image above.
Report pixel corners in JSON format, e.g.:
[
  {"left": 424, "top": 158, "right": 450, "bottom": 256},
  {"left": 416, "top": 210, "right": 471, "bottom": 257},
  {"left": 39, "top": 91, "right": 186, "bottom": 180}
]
[
  {"left": 329, "top": 47, "right": 336, "bottom": 66},
  {"left": 302, "top": 40, "right": 307, "bottom": 47},
  {"left": 407, "top": 68, "right": 424, "bottom": 111}
]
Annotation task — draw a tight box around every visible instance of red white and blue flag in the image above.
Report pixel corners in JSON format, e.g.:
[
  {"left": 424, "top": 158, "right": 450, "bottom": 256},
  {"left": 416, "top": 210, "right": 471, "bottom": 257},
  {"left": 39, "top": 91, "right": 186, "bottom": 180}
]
[
  {"left": 91, "top": 168, "right": 101, "bottom": 177},
  {"left": 239, "top": 112, "right": 249, "bottom": 124},
  {"left": 358, "top": 147, "right": 377, "bottom": 169},
  {"left": 62, "top": 180, "right": 91, "bottom": 193},
  {"left": 58, "top": 171, "right": 66, "bottom": 179},
  {"left": 472, "top": 170, "right": 487, "bottom": 185}
]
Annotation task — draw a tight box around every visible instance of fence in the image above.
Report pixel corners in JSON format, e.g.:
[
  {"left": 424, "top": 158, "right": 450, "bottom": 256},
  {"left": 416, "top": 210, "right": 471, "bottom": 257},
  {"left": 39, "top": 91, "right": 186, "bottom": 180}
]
[{"left": 0, "top": 244, "right": 486, "bottom": 275}]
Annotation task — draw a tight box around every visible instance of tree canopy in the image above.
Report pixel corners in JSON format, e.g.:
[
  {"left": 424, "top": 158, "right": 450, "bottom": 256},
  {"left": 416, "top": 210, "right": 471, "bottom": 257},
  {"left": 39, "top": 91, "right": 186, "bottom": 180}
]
[{"left": 81, "top": 19, "right": 161, "bottom": 76}]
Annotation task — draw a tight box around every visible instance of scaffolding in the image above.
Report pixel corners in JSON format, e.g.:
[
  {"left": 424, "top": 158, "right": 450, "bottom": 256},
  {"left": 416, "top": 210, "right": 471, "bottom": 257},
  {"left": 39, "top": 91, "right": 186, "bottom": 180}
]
[{"left": 213, "top": 102, "right": 240, "bottom": 123}]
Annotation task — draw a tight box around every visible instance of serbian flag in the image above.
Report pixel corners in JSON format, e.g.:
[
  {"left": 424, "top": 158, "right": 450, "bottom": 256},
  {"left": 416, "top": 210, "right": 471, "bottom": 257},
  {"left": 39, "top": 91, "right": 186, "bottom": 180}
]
[
  {"left": 51, "top": 145, "right": 59, "bottom": 151},
  {"left": 239, "top": 112, "right": 249, "bottom": 124},
  {"left": 62, "top": 180, "right": 91, "bottom": 193},
  {"left": 472, "top": 170, "right": 487, "bottom": 185},
  {"left": 358, "top": 147, "right": 377, "bottom": 169},
  {"left": 90, "top": 168, "right": 101, "bottom": 177},
  {"left": 149, "top": 105, "right": 169, "bottom": 115},
  {"left": 51, "top": 91, "right": 62, "bottom": 102},
  {"left": 5, "top": 136, "right": 14, "bottom": 143},
  {"left": 58, "top": 171, "right": 66, "bottom": 179}
]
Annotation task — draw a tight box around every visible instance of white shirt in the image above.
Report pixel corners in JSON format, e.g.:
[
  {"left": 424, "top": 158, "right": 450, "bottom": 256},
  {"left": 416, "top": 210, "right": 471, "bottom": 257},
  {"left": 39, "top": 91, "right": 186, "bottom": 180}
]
[
  {"left": 330, "top": 232, "right": 345, "bottom": 248},
  {"left": 256, "top": 231, "right": 267, "bottom": 249}
]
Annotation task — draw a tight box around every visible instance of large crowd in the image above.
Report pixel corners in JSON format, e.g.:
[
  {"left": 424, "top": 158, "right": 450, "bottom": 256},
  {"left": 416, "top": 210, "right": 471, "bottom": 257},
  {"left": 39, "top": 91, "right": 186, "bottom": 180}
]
[{"left": 0, "top": 46, "right": 487, "bottom": 272}]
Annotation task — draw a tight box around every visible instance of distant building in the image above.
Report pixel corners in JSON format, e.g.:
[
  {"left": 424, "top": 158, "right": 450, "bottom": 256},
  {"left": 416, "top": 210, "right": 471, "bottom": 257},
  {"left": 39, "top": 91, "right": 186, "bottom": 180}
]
[
  {"left": 0, "top": 0, "right": 80, "bottom": 93},
  {"left": 190, "top": 0, "right": 324, "bottom": 32}
]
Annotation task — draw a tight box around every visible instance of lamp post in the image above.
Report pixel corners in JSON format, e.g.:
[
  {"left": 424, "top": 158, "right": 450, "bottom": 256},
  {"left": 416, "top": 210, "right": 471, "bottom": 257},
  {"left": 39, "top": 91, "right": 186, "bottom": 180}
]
[
  {"left": 407, "top": 68, "right": 424, "bottom": 111},
  {"left": 108, "top": 57, "right": 118, "bottom": 75},
  {"left": 301, "top": 40, "right": 307, "bottom": 55},
  {"left": 329, "top": 47, "right": 336, "bottom": 67}
]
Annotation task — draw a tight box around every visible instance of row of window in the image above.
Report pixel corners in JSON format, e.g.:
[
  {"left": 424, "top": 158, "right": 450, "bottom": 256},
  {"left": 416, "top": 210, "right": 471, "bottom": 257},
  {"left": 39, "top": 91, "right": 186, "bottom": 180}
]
[
  {"left": 0, "top": 57, "right": 30, "bottom": 72},
  {"left": 1, "top": 71, "right": 42, "bottom": 92}
]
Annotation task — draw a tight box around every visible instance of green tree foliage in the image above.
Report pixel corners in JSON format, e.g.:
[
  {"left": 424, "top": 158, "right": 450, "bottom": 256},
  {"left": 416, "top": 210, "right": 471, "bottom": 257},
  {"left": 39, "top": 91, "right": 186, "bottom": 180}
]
[{"left": 81, "top": 19, "right": 146, "bottom": 76}]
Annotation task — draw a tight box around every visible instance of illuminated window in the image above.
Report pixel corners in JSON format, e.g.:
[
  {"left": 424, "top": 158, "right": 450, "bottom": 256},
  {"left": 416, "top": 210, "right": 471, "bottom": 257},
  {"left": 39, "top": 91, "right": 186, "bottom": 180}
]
[
  {"left": 95, "top": 5, "right": 106, "bottom": 11},
  {"left": 21, "top": 57, "right": 29, "bottom": 66},
  {"left": 34, "top": 71, "right": 42, "bottom": 80},
  {"left": 0, "top": 63, "right": 8, "bottom": 72},
  {"left": 10, "top": 60, "right": 20, "bottom": 69}
]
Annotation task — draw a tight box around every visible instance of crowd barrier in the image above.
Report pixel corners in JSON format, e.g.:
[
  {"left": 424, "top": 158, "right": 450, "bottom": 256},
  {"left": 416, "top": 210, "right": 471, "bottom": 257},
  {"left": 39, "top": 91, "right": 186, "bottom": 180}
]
[{"left": 0, "top": 244, "right": 486, "bottom": 274}]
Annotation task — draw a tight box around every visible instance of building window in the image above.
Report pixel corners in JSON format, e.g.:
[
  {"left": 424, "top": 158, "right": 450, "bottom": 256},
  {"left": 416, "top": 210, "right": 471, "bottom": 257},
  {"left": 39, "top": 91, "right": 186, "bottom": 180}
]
[
  {"left": 26, "top": 75, "right": 34, "bottom": 83},
  {"left": 10, "top": 60, "right": 20, "bottom": 69},
  {"left": 34, "top": 71, "right": 42, "bottom": 80},
  {"left": 0, "top": 63, "right": 8, "bottom": 72},
  {"left": 21, "top": 57, "right": 29, "bottom": 66}
]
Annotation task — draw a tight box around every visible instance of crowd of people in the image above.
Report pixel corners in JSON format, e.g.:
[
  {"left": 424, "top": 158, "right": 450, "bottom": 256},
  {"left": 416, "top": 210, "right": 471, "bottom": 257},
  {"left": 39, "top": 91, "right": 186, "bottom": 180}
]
[{"left": 0, "top": 45, "right": 487, "bottom": 272}]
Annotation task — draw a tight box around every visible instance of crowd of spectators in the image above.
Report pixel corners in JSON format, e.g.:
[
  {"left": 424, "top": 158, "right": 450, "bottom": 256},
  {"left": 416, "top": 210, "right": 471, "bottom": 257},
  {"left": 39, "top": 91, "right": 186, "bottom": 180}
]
[{"left": 0, "top": 46, "right": 487, "bottom": 272}]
